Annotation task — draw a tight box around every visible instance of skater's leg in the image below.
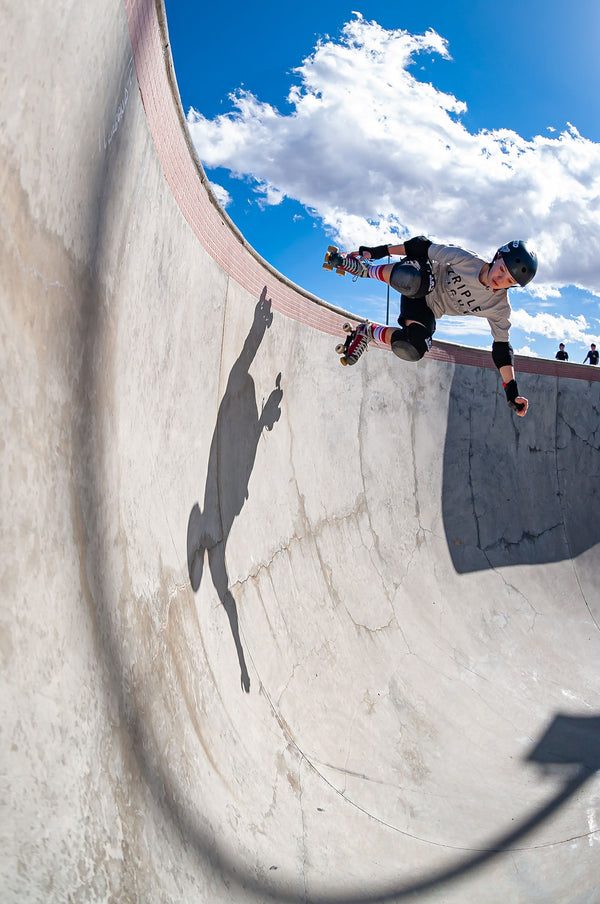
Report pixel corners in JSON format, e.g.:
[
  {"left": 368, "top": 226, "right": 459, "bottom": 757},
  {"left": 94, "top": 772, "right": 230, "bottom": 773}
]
[
  {"left": 369, "top": 323, "right": 396, "bottom": 345},
  {"left": 338, "top": 320, "right": 394, "bottom": 365},
  {"left": 366, "top": 262, "right": 395, "bottom": 283},
  {"left": 390, "top": 323, "right": 432, "bottom": 361},
  {"left": 361, "top": 317, "right": 432, "bottom": 349},
  {"left": 363, "top": 261, "right": 420, "bottom": 291},
  {"left": 338, "top": 313, "right": 434, "bottom": 366},
  {"left": 389, "top": 263, "right": 422, "bottom": 295},
  {"left": 324, "top": 249, "right": 432, "bottom": 297},
  {"left": 388, "top": 296, "right": 436, "bottom": 361},
  {"left": 367, "top": 261, "right": 430, "bottom": 296},
  {"left": 399, "top": 296, "right": 436, "bottom": 335},
  {"left": 364, "top": 298, "right": 435, "bottom": 361},
  {"left": 366, "top": 321, "right": 428, "bottom": 358}
]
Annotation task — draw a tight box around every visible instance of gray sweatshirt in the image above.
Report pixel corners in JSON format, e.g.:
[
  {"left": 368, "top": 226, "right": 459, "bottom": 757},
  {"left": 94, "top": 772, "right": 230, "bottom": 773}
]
[{"left": 426, "top": 243, "right": 511, "bottom": 343}]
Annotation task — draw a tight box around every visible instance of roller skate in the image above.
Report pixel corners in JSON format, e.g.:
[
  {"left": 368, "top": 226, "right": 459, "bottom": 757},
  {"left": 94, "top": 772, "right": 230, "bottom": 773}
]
[
  {"left": 323, "top": 245, "right": 370, "bottom": 278},
  {"left": 335, "top": 321, "right": 374, "bottom": 366}
]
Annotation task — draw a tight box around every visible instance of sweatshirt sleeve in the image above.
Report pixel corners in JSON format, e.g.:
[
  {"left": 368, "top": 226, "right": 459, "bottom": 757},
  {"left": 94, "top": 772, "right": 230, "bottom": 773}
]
[{"left": 487, "top": 308, "right": 511, "bottom": 343}]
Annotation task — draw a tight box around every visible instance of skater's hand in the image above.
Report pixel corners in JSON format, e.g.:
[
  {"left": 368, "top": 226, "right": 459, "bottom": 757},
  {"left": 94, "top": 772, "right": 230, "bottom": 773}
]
[
  {"left": 503, "top": 379, "right": 528, "bottom": 416},
  {"left": 510, "top": 396, "right": 528, "bottom": 416},
  {"left": 354, "top": 245, "right": 391, "bottom": 261}
]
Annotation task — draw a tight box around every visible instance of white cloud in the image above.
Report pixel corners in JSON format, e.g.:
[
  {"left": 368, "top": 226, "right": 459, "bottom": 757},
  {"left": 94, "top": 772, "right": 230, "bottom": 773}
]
[
  {"left": 525, "top": 283, "right": 563, "bottom": 301},
  {"left": 187, "top": 14, "right": 600, "bottom": 300},
  {"left": 514, "top": 345, "right": 539, "bottom": 358},
  {"left": 510, "top": 309, "right": 596, "bottom": 344},
  {"left": 428, "top": 298, "right": 599, "bottom": 352},
  {"left": 434, "top": 316, "right": 492, "bottom": 338},
  {"left": 208, "top": 181, "right": 232, "bottom": 208}
]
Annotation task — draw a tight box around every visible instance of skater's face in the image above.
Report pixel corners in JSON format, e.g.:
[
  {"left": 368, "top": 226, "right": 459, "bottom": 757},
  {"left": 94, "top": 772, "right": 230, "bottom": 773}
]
[{"left": 487, "top": 256, "right": 519, "bottom": 290}]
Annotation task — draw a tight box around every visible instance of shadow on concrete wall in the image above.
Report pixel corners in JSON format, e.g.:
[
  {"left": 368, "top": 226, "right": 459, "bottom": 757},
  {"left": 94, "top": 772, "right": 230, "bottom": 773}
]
[
  {"left": 334, "top": 712, "right": 600, "bottom": 904},
  {"left": 441, "top": 367, "right": 600, "bottom": 574},
  {"left": 187, "top": 289, "right": 283, "bottom": 692}
]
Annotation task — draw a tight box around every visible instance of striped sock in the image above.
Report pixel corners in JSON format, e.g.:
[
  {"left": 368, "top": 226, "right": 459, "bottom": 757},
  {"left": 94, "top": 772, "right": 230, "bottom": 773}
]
[
  {"left": 367, "top": 263, "right": 388, "bottom": 283},
  {"left": 371, "top": 324, "right": 388, "bottom": 343}
]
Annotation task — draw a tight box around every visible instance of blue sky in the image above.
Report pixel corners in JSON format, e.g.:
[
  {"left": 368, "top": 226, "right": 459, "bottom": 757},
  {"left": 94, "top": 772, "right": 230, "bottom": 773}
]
[{"left": 164, "top": 0, "right": 600, "bottom": 362}]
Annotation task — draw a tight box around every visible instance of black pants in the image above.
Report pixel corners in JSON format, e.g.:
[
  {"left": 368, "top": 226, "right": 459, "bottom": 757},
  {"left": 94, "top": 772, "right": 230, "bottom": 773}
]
[{"left": 399, "top": 294, "right": 436, "bottom": 339}]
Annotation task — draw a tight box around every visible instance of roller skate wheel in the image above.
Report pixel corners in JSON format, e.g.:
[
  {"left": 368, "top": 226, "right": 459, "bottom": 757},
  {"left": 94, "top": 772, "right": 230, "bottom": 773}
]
[
  {"left": 340, "top": 356, "right": 349, "bottom": 366},
  {"left": 323, "top": 245, "right": 340, "bottom": 271},
  {"left": 335, "top": 343, "right": 345, "bottom": 354},
  {"left": 335, "top": 268, "right": 346, "bottom": 276},
  {"left": 342, "top": 322, "right": 354, "bottom": 333}
]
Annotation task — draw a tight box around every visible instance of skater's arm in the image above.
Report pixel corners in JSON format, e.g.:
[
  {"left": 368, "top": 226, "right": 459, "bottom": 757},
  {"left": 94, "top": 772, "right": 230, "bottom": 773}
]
[
  {"left": 499, "top": 365, "right": 516, "bottom": 383},
  {"left": 501, "top": 371, "right": 529, "bottom": 417},
  {"left": 499, "top": 364, "right": 527, "bottom": 409},
  {"left": 499, "top": 369, "right": 529, "bottom": 416},
  {"left": 357, "top": 236, "right": 432, "bottom": 259},
  {"left": 356, "top": 243, "right": 401, "bottom": 259},
  {"left": 387, "top": 243, "right": 405, "bottom": 256},
  {"left": 492, "top": 341, "right": 528, "bottom": 417}
]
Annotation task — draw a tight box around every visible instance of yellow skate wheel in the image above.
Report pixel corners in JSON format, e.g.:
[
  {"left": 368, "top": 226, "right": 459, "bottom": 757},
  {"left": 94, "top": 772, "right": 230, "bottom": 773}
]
[
  {"left": 323, "top": 244, "right": 340, "bottom": 271},
  {"left": 335, "top": 343, "right": 345, "bottom": 354},
  {"left": 340, "top": 356, "right": 349, "bottom": 366}
]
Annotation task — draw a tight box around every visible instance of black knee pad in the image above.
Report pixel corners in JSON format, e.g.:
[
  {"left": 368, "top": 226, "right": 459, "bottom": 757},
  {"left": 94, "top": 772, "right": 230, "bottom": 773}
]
[
  {"left": 389, "top": 262, "right": 422, "bottom": 296},
  {"left": 391, "top": 323, "right": 432, "bottom": 361},
  {"left": 390, "top": 259, "right": 434, "bottom": 297}
]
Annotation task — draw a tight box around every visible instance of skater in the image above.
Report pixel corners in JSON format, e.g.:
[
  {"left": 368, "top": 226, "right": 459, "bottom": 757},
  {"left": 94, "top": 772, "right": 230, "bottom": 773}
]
[
  {"left": 324, "top": 236, "right": 538, "bottom": 417},
  {"left": 583, "top": 343, "right": 599, "bottom": 365},
  {"left": 555, "top": 343, "right": 569, "bottom": 361}
]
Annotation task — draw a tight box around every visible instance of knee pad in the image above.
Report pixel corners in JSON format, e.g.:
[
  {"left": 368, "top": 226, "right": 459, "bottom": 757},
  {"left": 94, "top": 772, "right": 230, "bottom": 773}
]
[
  {"left": 391, "top": 323, "right": 432, "bottom": 361},
  {"left": 390, "top": 259, "right": 435, "bottom": 297},
  {"left": 389, "top": 262, "right": 422, "bottom": 296}
]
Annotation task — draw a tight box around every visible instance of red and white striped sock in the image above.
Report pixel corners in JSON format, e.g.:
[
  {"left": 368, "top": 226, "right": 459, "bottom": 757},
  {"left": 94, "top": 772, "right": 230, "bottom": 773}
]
[
  {"left": 371, "top": 324, "right": 388, "bottom": 343},
  {"left": 367, "top": 264, "right": 388, "bottom": 283}
]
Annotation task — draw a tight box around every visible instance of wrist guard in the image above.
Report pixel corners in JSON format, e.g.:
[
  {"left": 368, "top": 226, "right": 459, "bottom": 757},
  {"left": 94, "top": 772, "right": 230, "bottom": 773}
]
[
  {"left": 358, "top": 244, "right": 389, "bottom": 260},
  {"left": 503, "top": 380, "right": 524, "bottom": 412}
]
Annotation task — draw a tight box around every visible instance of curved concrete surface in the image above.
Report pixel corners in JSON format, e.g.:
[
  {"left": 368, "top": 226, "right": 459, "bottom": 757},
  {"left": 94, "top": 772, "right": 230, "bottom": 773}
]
[{"left": 2, "top": 1, "right": 600, "bottom": 902}]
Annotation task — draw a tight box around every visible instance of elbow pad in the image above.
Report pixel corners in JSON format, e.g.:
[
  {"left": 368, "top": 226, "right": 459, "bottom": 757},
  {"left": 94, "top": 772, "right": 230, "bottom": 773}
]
[
  {"left": 492, "top": 340, "right": 514, "bottom": 370},
  {"left": 403, "top": 236, "right": 432, "bottom": 261}
]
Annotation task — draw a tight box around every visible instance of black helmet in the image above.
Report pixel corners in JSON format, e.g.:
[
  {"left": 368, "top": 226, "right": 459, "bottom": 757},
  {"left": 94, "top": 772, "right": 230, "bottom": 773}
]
[{"left": 497, "top": 240, "right": 538, "bottom": 287}]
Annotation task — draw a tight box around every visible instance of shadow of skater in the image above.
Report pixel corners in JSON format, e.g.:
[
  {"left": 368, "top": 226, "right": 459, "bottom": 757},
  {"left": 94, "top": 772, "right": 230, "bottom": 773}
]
[{"left": 186, "top": 290, "right": 283, "bottom": 692}]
